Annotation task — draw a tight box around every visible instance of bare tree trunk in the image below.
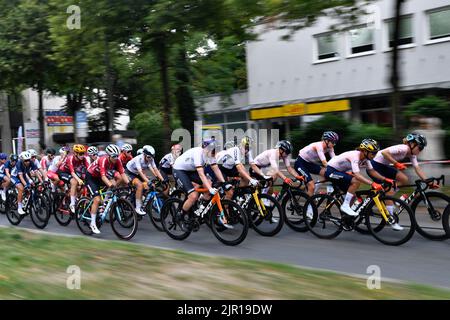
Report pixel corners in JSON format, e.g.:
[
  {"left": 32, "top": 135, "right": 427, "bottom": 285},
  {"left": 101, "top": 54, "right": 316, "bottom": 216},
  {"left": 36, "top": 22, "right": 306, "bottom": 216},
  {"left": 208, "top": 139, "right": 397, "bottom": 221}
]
[
  {"left": 104, "top": 39, "right": 115, "bottom": 142},
  {"left": 155, "top": 35, "right": 171, "bottom": 152},
  {"left": 37, "top": 84, "right": 45, "bottom": 151},
  {"left": 390, "top": 0, "right": 404, "bottom": 141}
]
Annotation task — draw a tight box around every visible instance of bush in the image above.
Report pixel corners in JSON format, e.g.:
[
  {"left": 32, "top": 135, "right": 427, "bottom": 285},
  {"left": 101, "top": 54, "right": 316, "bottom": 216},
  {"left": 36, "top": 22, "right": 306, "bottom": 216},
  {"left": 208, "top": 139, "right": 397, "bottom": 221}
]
[
  {"left": 445, "top": 130, "right": 450, "bottom": 160},
  {"left": 404, "top": 96, "right": 450, "bottom": 129},
  {"left": 288, "top": 114, "right": 394, "bottom": 155}
]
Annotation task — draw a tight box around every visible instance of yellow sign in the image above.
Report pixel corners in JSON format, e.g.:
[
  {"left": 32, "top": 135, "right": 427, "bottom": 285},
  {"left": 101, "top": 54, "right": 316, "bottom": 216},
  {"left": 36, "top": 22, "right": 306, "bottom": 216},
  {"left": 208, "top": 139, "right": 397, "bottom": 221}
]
[{"left": 250, "top": 100, "right": 349, "bottom": 120}]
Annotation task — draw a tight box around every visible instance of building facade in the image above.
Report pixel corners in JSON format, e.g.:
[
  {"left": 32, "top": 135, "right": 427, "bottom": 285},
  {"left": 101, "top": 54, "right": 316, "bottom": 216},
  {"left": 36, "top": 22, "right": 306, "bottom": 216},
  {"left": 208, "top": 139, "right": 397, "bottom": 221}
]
[{"left": 198, "top": 0, "right": 450, "bottom": 137}]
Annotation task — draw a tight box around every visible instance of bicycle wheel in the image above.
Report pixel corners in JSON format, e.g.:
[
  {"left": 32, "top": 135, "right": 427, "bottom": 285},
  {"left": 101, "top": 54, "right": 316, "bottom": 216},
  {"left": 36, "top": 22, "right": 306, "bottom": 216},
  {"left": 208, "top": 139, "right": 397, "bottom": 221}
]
[
  {"left": 30, "top": 194, "right": 50, "bottom": 229},
  {"left": 170, "top": 189, "right": 186, "bottom": 201},
  {"left": 303, "top": 194, "right": 343, "bottom": 239},
  {"left": 247, "top": 194, "right": 284, "bottom": 236},
  {"left": 147, "top": 194, "right": 165, "bottom": 232},
  {"left": 209, "top": 199, "right": 248, "bottom": 246},
  {"left": 411, "top": 191, "right": 449, "bottom": 241},
  {"left": 281, "top": 190, "right": 310, "bottom": 232},
  {"left": 109, "top": 198, "right": 138, "bottom": 240},
  {"left": 54, "top": 194, "right": 73, "bottom": 226},
  {"left": 365, "top": 195, "right": 415, "bottom": 246},
  {"left": 161, "top": 197, "right": 191, "bottom": 240},
  {"left": 5, "top": 192, "right": 23, "bottom": 225},
  {"left": 75, "top": 197, "right": 94, "bottom": 235}
]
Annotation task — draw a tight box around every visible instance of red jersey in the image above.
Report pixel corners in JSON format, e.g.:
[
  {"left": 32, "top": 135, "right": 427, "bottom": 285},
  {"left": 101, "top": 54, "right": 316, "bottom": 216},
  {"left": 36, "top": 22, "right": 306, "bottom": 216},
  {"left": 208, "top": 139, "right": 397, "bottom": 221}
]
[
  {"left": 58, "top": 154, "right": 89, "bottom": 174},
  {"left": 40, "top": 156, "right": 52, "bottom": 170},
  {"left": 119, "top": 152, "right": 133, "bottom": 167},
  {"left": 87, "top": 156, "right": 125, "bottom": 178}
]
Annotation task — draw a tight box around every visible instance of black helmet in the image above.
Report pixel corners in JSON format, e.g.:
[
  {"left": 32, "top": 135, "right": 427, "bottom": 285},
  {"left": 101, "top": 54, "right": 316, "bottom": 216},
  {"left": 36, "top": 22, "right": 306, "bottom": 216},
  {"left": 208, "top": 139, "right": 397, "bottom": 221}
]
[
  {"left": 10, "top": 154, "right": 18, "bottom": 162},
  {"left": 46, "top": 147, "right": 56, "bottom": 155},
  {"left": 275, "top": 140, "right": 293, "bottom": 155},
  {"left": 322, "top": 131, "right": 339, "bottom": 143},
  {"left": 406, "top": 133, "right": 427, "bottom": 150}
]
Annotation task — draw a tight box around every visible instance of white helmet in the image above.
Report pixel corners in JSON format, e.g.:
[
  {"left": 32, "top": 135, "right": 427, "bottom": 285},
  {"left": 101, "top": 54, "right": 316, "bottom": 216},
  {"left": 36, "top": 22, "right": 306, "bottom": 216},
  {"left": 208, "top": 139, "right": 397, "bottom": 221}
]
[
  {"left": 224, "top": 141, "right": 235, "bottom": 150},
  {"left": 87, "top": 146, "right": 98, "bottom": 156},
  {"left": 105, "top": 144, "right": 121, "bottom": 157},
  {"left": 20, "top": 151, "right": 32, "bottom": 160},
  {"left": 121, "top": 143, "right": 133, "bottom": 152},
  {"left": 142, "top": 145, "right": 155, "bottom": 157},
  {"left": 136, "top": 148, "right": 143, "bottom": 155},
  {"left": 28, "top": 149, "right": 38, "bottom": 157}
]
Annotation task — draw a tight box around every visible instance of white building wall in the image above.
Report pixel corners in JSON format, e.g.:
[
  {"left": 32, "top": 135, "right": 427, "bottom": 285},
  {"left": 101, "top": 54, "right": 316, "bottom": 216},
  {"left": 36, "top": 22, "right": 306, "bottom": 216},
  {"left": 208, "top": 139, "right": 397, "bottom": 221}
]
[{"left": 246, "top": 0, "right": 450, "bottom": 106}]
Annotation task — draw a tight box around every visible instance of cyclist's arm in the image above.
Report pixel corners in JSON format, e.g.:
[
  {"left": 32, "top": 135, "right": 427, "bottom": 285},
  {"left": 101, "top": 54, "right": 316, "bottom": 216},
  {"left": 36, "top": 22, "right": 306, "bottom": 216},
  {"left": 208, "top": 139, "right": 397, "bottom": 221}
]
[
  {"left": 414, "top": 165, "right": 427, "bottom": 181},
  {"left": 150, "top": 167, "right": 165, "bottom": 182},
  {"left": 196, "top": 166, "right": 212, "bottom": 190},
  {"left": 121, "top": 172, "right": 130, "bottom": 185},
  {"left": 137, "top": 168, "right": 150, "bottom": 183},
  {"left": 236, "top": 163, "right": 252, "bottom": 181},
  {"left": 211, "top": 164, "right": 226, "bottom": 183},
  {"left": 5, "top": 168, "right": 11, "bottom": 179},
  {"left": 381, "top": 150, "right": 399, "bottom": 165},
  {"left": 353, "top": 172, "right": 374, "bottom": 186},
  {"left": 250, "top": 163, "right": 265, "bottom": 177},
  {"left": 286, "top": 165, "right": 299, "bottom": 179},
  {"left": 366, "top": 169, "right": 388, "bottom": 183},
  {"left": 101, "top": 174, "right": 113, "bottom": 188},
  {"left": 18, "top": 172, "right": 29, "bottom": 186}
]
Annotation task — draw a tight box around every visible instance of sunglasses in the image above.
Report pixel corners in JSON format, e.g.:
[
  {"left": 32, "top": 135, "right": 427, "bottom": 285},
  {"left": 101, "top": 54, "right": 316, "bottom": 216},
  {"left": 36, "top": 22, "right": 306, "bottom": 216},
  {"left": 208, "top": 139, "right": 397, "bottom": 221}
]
[
  {"left": 24, "top": 159, "right": 30, "bottom": 162},
  {"left": 110, "top": 154, "right": 119, "bottom": 159}
]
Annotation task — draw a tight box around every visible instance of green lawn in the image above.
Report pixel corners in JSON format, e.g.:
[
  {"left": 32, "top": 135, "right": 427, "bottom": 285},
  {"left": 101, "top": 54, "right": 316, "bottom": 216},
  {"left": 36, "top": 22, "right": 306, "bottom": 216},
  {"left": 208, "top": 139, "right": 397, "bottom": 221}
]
[{"left": 0, "top": 227, "right": 449, "bottom": 300}]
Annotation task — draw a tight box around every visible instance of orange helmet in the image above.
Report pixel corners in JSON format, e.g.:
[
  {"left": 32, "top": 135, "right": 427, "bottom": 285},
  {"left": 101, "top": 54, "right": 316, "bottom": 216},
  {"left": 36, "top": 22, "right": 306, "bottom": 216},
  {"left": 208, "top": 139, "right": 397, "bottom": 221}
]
[{"left": 73, "top": 144, "right": 86, "bottom": 153}]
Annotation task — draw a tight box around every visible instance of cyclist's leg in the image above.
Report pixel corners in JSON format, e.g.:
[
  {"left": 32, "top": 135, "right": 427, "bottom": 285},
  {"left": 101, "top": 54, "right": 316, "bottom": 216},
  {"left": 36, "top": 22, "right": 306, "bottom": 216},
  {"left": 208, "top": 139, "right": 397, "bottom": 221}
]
[
  {"left": 16, "top": 181, "right": 24, "bottom": 212},
  {"left": 325, "top": 167, "right": 356, "bottom": 214},
  {"left": 132, "top": 177, "right": 144, "bottom": 211},
  {"left": 70, "top": 177, "right": 78, "bottom": 208}
]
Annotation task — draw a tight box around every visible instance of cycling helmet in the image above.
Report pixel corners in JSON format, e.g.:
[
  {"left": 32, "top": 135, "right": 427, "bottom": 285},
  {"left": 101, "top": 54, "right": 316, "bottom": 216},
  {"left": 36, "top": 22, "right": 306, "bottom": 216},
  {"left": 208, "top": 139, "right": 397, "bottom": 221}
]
[
  {"left": 322, "top": 131, "right": 339, "bottom": 143},
  {"left": 275, "top": 140, "right": 293, "bottom": 155},
  {"left": 359, "top": 139, "right": 380, "bottom": 153},
  {"left": 136, "top": 148, "right": 143, "bottom": 155},
  {"left": 202, "top": 139, "right": 218, "bottom": 152},
  {"left": 0, "top": 153, "right": 7, "bottom": 160},
  {"left": 105, "top": 144, "right": 121, "bottom": 157},
  {"left": 87, "top": 146, "right": 98, "bottom": 156},
  {"left": 406, "top": 133, "right": 427, "bottom": 150},
  {"left": 46, "top": 148, "right": 56, "bottom": 155},
  {"left": 28, "top": 149, "right": 38, "bottom": 157},
  {"left": 142, "top": 145, "right": 155, "bottom": 157},
  {"left": 73, "top": 144, "right": 86, "bottom": 153},
  {"left": 20, "top": 151, "right": 32, "bottom": 161},
  {"left": 10, "top": 154, "right": 18, "bottom": 162},
  {"left": 224, "top": 141, "right": 235, "bottom": 150},
  {"left": 59, "top": 147, "right": 68, "bottom": 155},
  {"left": 241, "top": 136, "right": 254, "bottom": 147},
  {"left": 121, "top": 143, "right": 133, "bottom": 152}
]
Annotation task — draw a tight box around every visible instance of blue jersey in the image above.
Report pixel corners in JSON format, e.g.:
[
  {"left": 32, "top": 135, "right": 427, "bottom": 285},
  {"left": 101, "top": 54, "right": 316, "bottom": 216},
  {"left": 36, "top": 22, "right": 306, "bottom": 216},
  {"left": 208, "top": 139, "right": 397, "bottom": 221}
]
[
  {"left": 4, "top": 160, "right": 16, "bottom": 174},
  {"left": 11, "top": 160, "right": 37, "bottom": 177}
]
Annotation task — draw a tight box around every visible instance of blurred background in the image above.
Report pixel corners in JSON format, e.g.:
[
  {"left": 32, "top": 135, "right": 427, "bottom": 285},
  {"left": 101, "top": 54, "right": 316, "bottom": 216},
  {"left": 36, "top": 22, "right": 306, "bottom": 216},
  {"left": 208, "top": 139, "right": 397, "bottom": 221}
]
[{"left": 0, "top": 0, "right": 449, "bottom": 170}]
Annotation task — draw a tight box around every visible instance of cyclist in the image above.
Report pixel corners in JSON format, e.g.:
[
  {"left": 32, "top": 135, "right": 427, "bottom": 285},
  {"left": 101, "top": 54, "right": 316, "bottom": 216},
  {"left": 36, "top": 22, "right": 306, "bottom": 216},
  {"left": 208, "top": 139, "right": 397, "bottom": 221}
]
[
  {"left": 126, "top": 145, "right": 165, "bottom": 215},
  {"left": 251, "top": 140, "right": 302, "bottom": 190},
  {"left": 28, "top": 149, "right": 45, "bottom": 181},
  {"left": 58, "top": 144, "right": 89, "bottom": 213},
  {"left": 172, "top": 139, "right": 230, "bottom": 228},
  {"left": 158, "top": 144, "right": 183, "bottom": 182},
  {"left": 86, "top": 144, "right": 130, "bottom": 234},
  {"left": 216, "top": 136, "right": 259, "bottom": 187},
  {"left": 13, "top": 151, "right": 42, "bottom": 215},
  {"left": 4, "top": 154, "right": 18, "bottom": 186},
  {"left": 40, "top": 148, "right": 56, "bottom": 181},
  {"left": 119, "top": 144, "right": 133, "bottom": 167},
  {"left": 87, "top": 146, "right": 99, "bottom": 165},
  {"left": 0, "top": 153, "right": 10, "bottom": 201},
  {"left": 47, "top": 147, "right": 69, "bottom": 192},
  {"left": 325, "top": 139, "right": 400, "bottom": 230},
  {"left": 136, "top": 148, "right": 143, "bottom": 156},
  {"left": 296, "top": 131, "right": 338, "bottom": 196},
  {"left": 369, "top": 133, "right": 437, "bottom": 189}
]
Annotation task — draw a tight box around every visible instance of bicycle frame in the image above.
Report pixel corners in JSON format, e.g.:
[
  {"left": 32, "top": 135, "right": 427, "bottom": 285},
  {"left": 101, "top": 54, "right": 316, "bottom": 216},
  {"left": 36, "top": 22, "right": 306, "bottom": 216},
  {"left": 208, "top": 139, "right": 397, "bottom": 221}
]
[
  {"left": 194, "top": 188, "right": 224, "bottom": 220},
  {"left": 79, "top": 189, "right": 120, "bottom": 225}
]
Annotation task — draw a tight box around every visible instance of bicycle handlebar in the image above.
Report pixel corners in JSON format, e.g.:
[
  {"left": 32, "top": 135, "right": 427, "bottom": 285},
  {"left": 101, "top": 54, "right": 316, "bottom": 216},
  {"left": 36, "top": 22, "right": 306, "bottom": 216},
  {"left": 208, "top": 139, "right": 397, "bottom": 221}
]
[{"left": 414, "top": 175, "right": 445, "bottom": 192}]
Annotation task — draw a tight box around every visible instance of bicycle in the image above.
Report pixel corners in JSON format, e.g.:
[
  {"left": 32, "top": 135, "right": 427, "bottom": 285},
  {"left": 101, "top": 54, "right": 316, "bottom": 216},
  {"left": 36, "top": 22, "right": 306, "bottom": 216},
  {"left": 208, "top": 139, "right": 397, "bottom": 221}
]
[
  {"left": 395, "top": 175, "right": 448, "bottom": 241},
  {"left": 75, "top": 187, "right": 138, "bottom": 240},
  {"left": 303, "top": 182, "right": 416, "bottom": 246},
  {"left": 233, "top": 178, "right": 284, "bottom": 236},
  {"left": 51, "top": 181, "right": 89, "bottom": 226},
  {"left": 5, "top": 183, "right": 51, "bottom": 229},
  {"left": 275, "top": 178, "right": 311, "bottom": 232},
  {"left": 160, "top": 183, "right": 248, "bottom": 246}
]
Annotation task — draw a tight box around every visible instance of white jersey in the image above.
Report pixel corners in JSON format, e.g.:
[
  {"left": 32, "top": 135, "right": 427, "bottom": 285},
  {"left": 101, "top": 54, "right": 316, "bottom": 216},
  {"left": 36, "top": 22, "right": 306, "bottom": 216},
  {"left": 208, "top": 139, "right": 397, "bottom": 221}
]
[
  {"left": 48, "top": 156, "right": 62, "bottom": 172},
  {"left": 373, "top": 144, "right": 419, "bottom": 167},
  {"left": 126, "top": 154, "right": 157, "bottom": 175},
  {"left": 299, "top": 141, "right": 335, "bottom": 164},
  {"left": 327, "top": 150, "right": 373, "bottom": 173},
  {"left": 253, "top": 149, "right": 290, "bottom": 170},
  {"left": 159, "top": 153, "right": 175, "bottom": 169},
  {"left": 173, "top": 147, "right": 216, "bottom": 172},
  {"left": 33, "top": 158, "right": 41, "bottom": 170},
  {"left": 216, "top": 146, "right": 254, "bottom": 170}
]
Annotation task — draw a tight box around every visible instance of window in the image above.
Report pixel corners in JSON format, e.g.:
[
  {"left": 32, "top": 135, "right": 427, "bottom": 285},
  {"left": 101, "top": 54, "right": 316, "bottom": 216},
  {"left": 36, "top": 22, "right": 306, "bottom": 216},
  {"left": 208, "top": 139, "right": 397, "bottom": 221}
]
[
  {"left": 387, "top": 16, "right": 413, "bottom": 47},
  {"left": 349, "top": 26, "right": 374, "bottom": 54},
  {"left": 429, "top": 8, "right": 450, "bottom": 40},
  {"left": 316, "top": 33, "right": 339, "bottom": 60},
  {"left": 203, "top": 113, "right": 224, "bottom": 124},
  {"left": 227, "top": 111, "right": 247, "bottom": 123}
]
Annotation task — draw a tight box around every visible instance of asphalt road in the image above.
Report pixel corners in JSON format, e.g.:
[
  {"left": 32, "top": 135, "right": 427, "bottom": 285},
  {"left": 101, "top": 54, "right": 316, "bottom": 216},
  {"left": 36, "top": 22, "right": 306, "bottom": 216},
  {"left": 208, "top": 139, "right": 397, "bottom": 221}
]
[{"left": 1, "top": 210, "right": 450, "bottom": 289}]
